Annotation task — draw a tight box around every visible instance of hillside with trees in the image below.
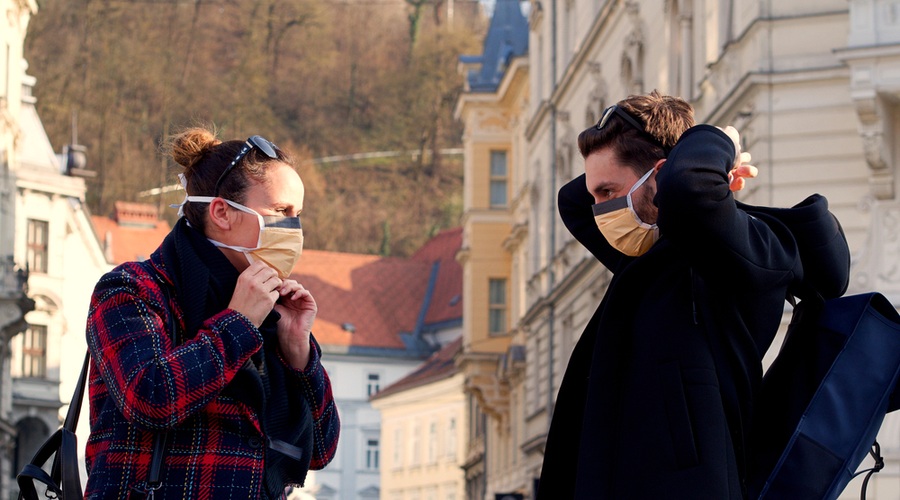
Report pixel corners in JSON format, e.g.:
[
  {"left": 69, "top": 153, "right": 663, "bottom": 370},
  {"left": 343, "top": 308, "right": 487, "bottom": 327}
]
[{"left": 24, "top": 0, "right": 486, "bottom": 256}]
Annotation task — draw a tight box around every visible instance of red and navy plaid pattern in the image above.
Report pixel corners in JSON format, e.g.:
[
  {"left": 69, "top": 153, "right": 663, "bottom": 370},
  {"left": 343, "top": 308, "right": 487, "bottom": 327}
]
[{"left": 84, "top": 257, "right": 339, "bottom": 499}]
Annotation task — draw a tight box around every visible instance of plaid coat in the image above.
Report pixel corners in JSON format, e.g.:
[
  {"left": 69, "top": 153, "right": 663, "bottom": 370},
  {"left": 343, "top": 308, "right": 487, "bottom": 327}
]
[{"left": 84, "top": 237, "right": 339, "bottom": 499}]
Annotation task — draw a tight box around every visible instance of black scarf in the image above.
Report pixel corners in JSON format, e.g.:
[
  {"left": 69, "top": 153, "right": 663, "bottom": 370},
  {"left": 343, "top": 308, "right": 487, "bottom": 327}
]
[{"left": 159, "top": 219, "right": 314, "bottom": 497}]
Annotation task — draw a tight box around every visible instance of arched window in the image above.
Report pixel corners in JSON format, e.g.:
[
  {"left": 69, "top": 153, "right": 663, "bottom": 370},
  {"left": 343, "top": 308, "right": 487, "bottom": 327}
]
[{"left": 14, "top": 417, "right": 49, "bottom": 479}]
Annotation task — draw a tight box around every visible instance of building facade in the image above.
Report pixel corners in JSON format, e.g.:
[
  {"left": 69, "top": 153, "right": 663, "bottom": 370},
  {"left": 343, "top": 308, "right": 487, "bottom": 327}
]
[
  {"left": 454, "top": 2, "right": 530, "bottom": 499},
  {"left": 371, "top": 338, "right": 467, "bottom": 500},
  {"left": 293, "top": 228, "right": 463, "bottom": 500},
  {"left": 8, "top": 60, "right": 109, "bottom": 500},
  {"left": 458, "top": 0, "right": 900, "bottom": 498},
  {"left": 2, "top": 3, "right": 112, "bottom": 499},
  {"left": 1, "top": 0, "right": 41, "bottom": 495}
]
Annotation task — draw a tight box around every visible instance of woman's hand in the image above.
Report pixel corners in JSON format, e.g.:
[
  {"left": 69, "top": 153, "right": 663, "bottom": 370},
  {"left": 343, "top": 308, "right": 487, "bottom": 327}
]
[
  {"left": 273, "top": 279, "right": 317, "bottom": 370},
  {"left": 228, "top": 261, "right": 282, "bottom": 327}
]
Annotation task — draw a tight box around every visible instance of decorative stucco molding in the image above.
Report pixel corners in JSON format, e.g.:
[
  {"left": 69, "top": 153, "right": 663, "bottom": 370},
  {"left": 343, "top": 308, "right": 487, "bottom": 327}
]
[
  {"left": 587, "top": 62, "right": 608, "bottom": 127},
  {"left": 853, "top": 95, "right": 895, "bottom": 199},
  {"left": 851, "top": 198, "right": 900, "bottom": 297},
  {"left": 556, "top": 111, "right": 576, "bottom": 179},
  {"left": 622, "top": 1, "right": 645, "bottom": 94}
]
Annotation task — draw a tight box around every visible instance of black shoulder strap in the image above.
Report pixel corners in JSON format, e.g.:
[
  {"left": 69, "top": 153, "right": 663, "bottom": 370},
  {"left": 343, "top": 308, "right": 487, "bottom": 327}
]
[{"left": 147, "top": 278, "right": 178, "bottom": 489}]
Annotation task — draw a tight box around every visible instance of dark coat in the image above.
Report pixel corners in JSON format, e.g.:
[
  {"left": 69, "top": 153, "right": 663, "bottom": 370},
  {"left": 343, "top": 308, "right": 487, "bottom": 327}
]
[{"left": 538, "top": 125, "right": 850, "bottom": 499}]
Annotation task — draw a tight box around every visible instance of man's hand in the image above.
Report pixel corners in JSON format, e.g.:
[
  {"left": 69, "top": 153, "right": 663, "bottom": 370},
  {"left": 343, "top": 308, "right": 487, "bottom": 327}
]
[
  {"left": 718, "top": 125, "right": 759, "bottom": 192},
  {"left": 273, "top": 279, "right": 316, "bottom": 370}
]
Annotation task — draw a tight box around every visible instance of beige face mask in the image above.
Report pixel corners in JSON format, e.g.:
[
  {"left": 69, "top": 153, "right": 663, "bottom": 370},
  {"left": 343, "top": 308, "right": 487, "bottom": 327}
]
[
  {"left": 246, "top": 226, "right": 305, "bottom": 279},
  {"left": 184, "top": 196, "right": 304, "bottom": 278},
  {"left": 591, "top": 168, "right": 659, "bottom": 257}
]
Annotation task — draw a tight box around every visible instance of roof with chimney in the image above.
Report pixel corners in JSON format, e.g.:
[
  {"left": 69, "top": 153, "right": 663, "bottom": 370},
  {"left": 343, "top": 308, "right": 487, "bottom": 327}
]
[
  {"left": 91, "top": 202, "right": 171, "bottom": 264},
  {"left": 459, "top": 0, "right": 529, "bottom": 92}
]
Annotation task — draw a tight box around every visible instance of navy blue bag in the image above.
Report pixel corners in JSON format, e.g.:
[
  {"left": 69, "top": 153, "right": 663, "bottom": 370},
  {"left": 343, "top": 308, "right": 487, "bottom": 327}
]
[{"left": 748, "top": 292, "right": 900, "bottom": 500}]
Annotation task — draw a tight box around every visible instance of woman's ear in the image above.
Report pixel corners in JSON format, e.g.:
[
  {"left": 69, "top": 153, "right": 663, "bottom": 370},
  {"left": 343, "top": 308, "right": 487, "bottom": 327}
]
[{"left": 207, "top": 198, "right": 233, "bottom": 231}]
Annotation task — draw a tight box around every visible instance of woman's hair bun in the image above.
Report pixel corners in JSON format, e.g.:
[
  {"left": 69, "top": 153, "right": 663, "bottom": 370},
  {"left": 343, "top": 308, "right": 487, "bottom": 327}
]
[{"left": 170, "top": 127, "right": 222, "bottom": 169}]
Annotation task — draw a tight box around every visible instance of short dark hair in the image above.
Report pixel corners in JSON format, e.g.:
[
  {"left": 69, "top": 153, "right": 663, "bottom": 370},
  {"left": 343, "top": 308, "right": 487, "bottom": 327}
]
[{"left": 578, "top": 90, "right": 694, "bottom": 177}]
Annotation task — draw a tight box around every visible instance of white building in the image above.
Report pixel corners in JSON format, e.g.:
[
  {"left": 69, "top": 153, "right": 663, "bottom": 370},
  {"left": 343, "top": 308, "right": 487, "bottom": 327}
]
[
  {"left": 2, "top": 2, "right": 111, "bottom": 498},
  {"left": 0, "top": 1, "right": 37, "bottom": 494},
  {"left": 456, "top": 0, "right": 900, "bottom": 498}
]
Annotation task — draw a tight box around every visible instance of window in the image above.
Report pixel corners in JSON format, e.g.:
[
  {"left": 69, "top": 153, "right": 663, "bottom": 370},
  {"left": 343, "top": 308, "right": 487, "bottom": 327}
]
[
  {"left": 489, "top": 150, "right": 508, "bottom": 208},
  {"left": 366, "top": 438, "right": 379, "bottom": 470},
  {"left": 427, "top": 422, "right": 438, "bottom": 463},
  {"left": 564, "top": 0, "right": 576, "bottom": 64},
  {"left": 22, "top": 325, "right": 47, "bottom": 378},
  {"left": 366, "top": 373, "right": 380, "bottom": 396},
  {"left": 3, "top": 44, "right": 9, "bottom": 101},
  {"left": 469, "top": 396, "right": 485, "bottom": 441},
  {"left": 26, "top": 219, "right": 49, "bottom": 273},
  {"left": 393, "top": 427, "right": 403, "bottom": 468},
  {"left": 668, "top": 0, "right": 694, "bottom": 100},
  {"left": 411, "top": 423, "right": 421, "bottom": 465},
  {"left": 446, "top": 417, "right": 457, "bottom": 458},
  {"left": 489, "top": 278, "right": 507, "bottom": 335}
]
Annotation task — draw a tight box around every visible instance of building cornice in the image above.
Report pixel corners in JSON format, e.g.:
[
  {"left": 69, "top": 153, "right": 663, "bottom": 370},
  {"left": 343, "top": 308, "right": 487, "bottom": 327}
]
[
  {"left": 833, "top": 42, "right": 900, "bottom": 61},
  {"left": 550, "top": 0, "right": 619, "bottom": 106},
  {"left": 455, "top": 56, "right": 529, "bottom": 120},
  {"left": 520, "top": 254, "right": 597, "bottom": 325},
  {"left": 700, "top": 65, "right": 850, "bottom": 125},
  {"left": 525, "top": 0, "right": 619, "bottom": 141},
  {"left": 525, "top": 100, "right": 551, "bottom": 141},
  {"left": 520, "top": 431, "right": 547, "bottom": 456},
  {"left": 459, "top": 209, "right": 514, "bottom": 227}
]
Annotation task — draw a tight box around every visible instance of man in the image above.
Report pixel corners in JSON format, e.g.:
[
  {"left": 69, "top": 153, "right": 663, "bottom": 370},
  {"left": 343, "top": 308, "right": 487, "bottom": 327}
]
[{"left": 537, "top": 91, "right": 850, "bottom": 498}]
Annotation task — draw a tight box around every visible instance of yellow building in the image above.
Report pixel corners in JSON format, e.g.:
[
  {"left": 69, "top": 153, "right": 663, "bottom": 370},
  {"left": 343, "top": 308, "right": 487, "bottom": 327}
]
[
  {"left": 454, "top": 1, "right": 530, "bottom": 497},
  {"left": 371, "top": 339, "right": 467, "bottom": 500}
]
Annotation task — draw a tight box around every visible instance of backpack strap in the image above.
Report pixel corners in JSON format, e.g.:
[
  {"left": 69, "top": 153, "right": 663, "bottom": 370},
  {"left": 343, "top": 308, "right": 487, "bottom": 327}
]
[{"left": 855, "top": 442, "right": 885, "bottom": 500}]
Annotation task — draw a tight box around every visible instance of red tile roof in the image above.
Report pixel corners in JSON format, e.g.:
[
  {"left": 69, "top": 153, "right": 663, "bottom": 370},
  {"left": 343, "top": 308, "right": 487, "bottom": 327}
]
[
  {"left": 370, "top": 337, "right": 463, "bottom": 400},
  {"left": 90, "top": 201, "right": 462, "bottom": 353},
  {"left": 290, "top": 227, "right": 462, "bottom": 351},
  {"left": 410, "top": 227, "right": 463, "bottom": 326},
  {"left": 290, "top": 250, "right": 428, "bottom": 350},
  {"left": 91, "top": 202, "right": 171, "bottom": 264}
]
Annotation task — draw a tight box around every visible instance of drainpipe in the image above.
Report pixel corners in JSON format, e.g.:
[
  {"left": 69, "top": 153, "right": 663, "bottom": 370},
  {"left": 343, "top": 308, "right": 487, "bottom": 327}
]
[
  {"left": 547, "top": 0, "right": 559, "bottom": 422},
  {"left": 483, "top": 412, "right": 488, "bottom": 500}
]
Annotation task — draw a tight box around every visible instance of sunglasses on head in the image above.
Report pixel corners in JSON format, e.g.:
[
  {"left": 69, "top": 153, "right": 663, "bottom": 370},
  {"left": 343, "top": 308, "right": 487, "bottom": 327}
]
[
  {"left": 596, "top": 105, "right": 646, "bottom": 132},
  {"left": 595, "top": 104, "right": 670, "bottom": 153},
  {"left": 214, "top": 135, "right": 279, "bottom": 195}
]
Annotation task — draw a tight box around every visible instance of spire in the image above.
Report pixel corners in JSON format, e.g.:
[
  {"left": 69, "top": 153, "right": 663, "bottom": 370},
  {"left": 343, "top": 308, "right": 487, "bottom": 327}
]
[{"left": 460, "top": 0, "right": 528, "bottom": 92}]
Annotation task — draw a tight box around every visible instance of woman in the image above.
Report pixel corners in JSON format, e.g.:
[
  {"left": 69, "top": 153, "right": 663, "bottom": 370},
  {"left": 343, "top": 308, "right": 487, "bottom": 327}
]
[{"left": 85, "top": 128, "right": 339, "bottom": 499}]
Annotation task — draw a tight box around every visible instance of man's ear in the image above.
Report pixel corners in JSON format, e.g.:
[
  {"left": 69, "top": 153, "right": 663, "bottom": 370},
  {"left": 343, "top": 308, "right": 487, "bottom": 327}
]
[
  {"left": 653, "top": 158, "right": 666, "bottom": 173},
  {"left": 207, "top": 198, "right": 233, "bottom": 231}
]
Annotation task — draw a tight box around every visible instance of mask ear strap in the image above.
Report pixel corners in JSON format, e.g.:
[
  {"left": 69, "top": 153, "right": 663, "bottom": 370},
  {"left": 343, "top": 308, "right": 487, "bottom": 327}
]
[
  {"left": 627, "top": 168, "right": 655, "bottom": 196},
  {"left": 626, "top": 168, "right": 658, "bottom": 229},
  {"left": 626, "top": 168, "right": 655, "bottom": 210},
  {"left": 170, "top": 174, "right": 190, "bottom": 217},
  {"left": 219, "top": 199, "right": 265, "bottom": 247}
]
